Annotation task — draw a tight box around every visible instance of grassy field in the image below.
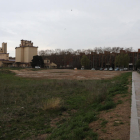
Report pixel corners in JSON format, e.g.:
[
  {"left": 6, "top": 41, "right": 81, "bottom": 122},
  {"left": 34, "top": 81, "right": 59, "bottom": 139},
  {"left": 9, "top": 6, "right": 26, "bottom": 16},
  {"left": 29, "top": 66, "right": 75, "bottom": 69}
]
[{"left": 0, "top": 69, "right": 131, "bottom": 140}]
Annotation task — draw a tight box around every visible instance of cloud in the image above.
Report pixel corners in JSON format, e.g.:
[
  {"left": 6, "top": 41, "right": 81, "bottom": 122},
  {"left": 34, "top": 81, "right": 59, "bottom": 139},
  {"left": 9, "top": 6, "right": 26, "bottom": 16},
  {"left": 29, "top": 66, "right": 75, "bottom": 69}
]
[{"left": 0, "top": 0, "right": 140, "bottom": 57}]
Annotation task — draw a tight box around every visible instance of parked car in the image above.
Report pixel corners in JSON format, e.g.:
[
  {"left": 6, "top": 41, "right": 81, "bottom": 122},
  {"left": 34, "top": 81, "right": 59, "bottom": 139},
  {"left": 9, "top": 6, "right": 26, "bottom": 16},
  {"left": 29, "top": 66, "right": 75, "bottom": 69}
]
[
  {"left": 115, "top": 67, "right": 119, "bottom": 71},
  {"left": 100, "top": 68, "right": 103, "bottom": 71},
  {"left": 81, "top": 67, "right": 84, "bottom": 70},
  {"left": 120, "top": 68, "right": 123, "bottom": 71},
  {"left": 104, "top": 68, "right": 108, "bottom": 71},
  {"left": 109, "top": 67, "right": 113, "bottom": 71},
  {"left": 91, "top": 68, "right": 95, "bottom": 70},
  {"left": 35, "top": 66, "right": 40, "bottom": 68},
  {"left": 137, "top": 68, "right": 140, "bottom": 73},
  {"left": 123, "top": 68, "right": 128, "bottom": 71}
]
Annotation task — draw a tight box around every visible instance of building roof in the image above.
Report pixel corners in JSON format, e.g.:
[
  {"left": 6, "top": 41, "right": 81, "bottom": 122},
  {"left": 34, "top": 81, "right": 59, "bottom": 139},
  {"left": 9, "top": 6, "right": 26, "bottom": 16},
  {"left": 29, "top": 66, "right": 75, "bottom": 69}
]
[{"left": 15, "top": 46, "right": 38, "bottom": 49}]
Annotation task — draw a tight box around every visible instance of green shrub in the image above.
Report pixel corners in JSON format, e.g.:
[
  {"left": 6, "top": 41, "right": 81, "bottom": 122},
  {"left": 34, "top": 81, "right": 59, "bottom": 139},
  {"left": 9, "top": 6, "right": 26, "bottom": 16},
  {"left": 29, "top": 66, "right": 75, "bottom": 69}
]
[{"left": 97, "top": 101, "right": 116, "bottom": 111}]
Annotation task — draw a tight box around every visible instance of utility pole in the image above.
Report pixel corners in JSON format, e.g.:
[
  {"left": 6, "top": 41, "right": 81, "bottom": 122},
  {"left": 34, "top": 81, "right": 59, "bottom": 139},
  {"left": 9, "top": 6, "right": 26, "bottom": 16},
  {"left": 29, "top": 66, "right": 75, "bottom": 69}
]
[{"left": 93, "top": 55, "right": 94, "bottom": 68}]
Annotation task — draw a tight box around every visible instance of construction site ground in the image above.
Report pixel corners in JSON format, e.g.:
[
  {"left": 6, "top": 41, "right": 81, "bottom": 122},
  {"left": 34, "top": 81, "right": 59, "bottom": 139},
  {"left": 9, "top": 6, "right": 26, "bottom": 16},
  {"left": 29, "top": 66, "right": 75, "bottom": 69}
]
[{"left": 11, "top": 69, "right": 126, "bottom": 80}]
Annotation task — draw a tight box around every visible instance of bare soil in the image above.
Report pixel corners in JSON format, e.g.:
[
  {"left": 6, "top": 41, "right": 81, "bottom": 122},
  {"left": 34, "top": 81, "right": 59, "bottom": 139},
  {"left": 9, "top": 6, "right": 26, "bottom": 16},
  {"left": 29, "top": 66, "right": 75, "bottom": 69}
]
[
  {"left": 89, "top": 77, "right": 131, "bottom": 140},
  {"left": 11, "top": 69, "right": 125, "bottom": 80}
]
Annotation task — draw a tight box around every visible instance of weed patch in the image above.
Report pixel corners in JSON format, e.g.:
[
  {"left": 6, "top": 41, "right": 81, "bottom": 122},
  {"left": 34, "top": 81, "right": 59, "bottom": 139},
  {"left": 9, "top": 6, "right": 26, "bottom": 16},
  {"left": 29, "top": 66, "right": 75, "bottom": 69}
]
[
  {"left": 97, "top": 101, "right": 116, "bottom": 111},
  {"left": 100, "top": 119, "right": 108, "bottom": 127},
  {"left": 42, "top": 97, "right": 62, "bottom": 110}
]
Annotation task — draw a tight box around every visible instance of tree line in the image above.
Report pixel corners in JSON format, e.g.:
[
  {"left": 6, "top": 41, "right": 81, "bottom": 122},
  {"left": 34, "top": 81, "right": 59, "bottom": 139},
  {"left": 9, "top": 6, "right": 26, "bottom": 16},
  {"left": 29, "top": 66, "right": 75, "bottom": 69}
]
[
  {"left": 37, "top": 47, "right": 138, "bottom": 69},
  {"left": 39, "top": 47, "right": 133, "bottom": 56}
]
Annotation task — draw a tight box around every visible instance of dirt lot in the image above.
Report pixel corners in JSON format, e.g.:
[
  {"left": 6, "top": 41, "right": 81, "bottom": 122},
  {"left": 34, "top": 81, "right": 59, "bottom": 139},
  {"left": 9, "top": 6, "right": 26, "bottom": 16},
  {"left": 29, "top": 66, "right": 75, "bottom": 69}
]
[{"left": 11, "top": 69, "right": 125, "bottom": 80}]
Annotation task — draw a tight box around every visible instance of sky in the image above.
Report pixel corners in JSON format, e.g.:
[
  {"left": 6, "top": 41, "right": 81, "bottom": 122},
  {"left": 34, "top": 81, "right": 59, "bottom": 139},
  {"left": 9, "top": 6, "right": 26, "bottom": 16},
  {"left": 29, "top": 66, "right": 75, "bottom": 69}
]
[{"left": 0, "top": 0, "right": 140, "bottom": 57}]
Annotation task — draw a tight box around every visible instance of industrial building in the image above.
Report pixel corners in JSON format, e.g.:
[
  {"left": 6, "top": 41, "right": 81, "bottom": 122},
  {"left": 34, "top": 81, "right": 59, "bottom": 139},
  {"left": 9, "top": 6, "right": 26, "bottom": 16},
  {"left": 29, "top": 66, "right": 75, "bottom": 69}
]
[
  {"left": 15, "top": 40, "right": 38, "bottom": 67},
  {"left": 0, "top": 42, "right": 14, "bottom": 67}
]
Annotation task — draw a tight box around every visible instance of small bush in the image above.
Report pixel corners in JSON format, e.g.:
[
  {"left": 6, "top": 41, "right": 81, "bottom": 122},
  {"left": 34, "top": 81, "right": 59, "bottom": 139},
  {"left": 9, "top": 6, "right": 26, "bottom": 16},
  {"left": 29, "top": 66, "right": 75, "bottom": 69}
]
[
  {"left": 97, "top": 101, "right": 116, "bottom": 111},
  {"left": 42, "top": 97, "right": 62, "bottom": 110}
]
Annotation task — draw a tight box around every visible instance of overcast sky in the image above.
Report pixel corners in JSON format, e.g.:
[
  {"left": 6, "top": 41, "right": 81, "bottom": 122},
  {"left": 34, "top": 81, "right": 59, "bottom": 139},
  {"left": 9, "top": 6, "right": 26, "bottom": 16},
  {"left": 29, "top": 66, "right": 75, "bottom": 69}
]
[{"left": 0, "top": 0, "right": 140, "bottom": 57}]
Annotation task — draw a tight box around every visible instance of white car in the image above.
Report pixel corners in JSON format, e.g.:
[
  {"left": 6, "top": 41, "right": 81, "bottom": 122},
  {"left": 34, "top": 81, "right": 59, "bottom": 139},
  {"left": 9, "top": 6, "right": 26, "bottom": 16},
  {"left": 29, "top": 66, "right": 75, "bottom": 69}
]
[
  {"left": 109, "top": 67, "right": 113, "bottom": 71},
  {"left": 124, "top": 68, "right": 128, "bottom": 71},
  {"left": 104, "top": 68, "right": 108, "bottom": 71},
  {"left": 91, "top": 68, "right": 95, "bottom": 70},
  {"left": 120, "top": 68, "right": 123, "bottom": 71},
  {"left": 35, "top": 66, "right": 40, "bottom": 68}
]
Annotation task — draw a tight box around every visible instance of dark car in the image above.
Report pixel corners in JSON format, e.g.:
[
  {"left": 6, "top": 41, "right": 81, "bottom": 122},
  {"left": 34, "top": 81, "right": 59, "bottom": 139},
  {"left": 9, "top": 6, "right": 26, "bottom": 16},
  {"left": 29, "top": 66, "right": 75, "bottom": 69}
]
[{"left": 100, "top": 68, "right": 103, "bottom": 71}]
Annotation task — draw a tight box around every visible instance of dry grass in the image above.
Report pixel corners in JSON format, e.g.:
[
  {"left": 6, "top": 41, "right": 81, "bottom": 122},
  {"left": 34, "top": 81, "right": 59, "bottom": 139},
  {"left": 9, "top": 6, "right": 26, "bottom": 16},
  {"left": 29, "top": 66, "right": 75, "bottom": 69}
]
[{"left": 42, "top": 97, "right": 62, "bottom": 110}]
